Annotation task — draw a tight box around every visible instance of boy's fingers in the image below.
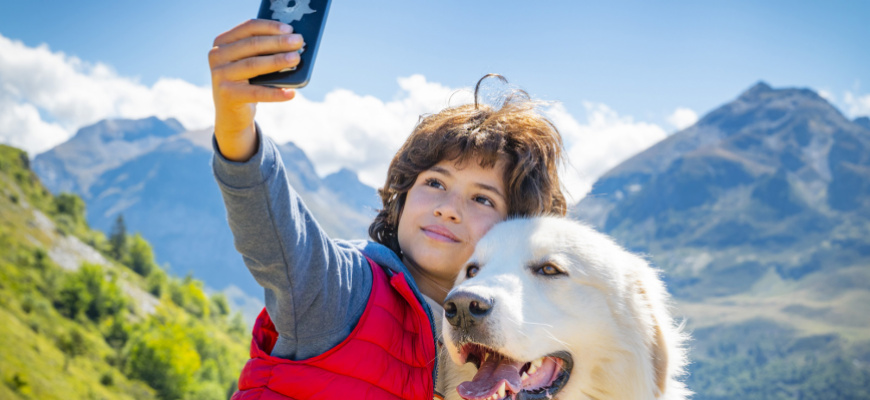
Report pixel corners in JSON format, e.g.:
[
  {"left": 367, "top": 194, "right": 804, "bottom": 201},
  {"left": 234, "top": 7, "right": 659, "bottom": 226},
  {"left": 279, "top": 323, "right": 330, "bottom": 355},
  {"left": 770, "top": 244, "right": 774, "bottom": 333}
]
[
  {"left": 213, "top": 19, "right": 293, "bottom": 47},
  {"left": 213, "top": 52, "right": 301, "bottom": 82},
  {"left": 209, "top": 34, "right": 304, "bottom": 67},
  {"left": 217, "top": 82, "right": 296, "bottom": 104}
]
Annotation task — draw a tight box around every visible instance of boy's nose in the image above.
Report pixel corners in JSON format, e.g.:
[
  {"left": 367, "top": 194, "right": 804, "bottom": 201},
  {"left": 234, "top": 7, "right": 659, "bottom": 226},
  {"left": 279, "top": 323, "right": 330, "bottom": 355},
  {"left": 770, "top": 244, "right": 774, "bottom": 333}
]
[{"left": 433, "top": 196, "right": 462, "bottom": 222}]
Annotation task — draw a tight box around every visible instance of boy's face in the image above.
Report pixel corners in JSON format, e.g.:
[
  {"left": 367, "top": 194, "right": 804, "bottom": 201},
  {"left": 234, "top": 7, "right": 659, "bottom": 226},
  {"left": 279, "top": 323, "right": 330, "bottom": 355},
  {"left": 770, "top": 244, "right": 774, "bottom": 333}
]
[{"left": 397, "top": 157, "right": 509, "bottom": 292}]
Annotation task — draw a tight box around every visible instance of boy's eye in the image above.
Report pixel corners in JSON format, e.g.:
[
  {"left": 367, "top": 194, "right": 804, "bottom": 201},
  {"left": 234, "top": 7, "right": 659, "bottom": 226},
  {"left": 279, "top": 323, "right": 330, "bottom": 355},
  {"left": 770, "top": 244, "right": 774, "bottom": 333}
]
[
  {"left": 473, "top": 195, "right": 494, "bottom": 207},
  {"left": 424, "top": 178, "right": 444, "bottom": 190}
]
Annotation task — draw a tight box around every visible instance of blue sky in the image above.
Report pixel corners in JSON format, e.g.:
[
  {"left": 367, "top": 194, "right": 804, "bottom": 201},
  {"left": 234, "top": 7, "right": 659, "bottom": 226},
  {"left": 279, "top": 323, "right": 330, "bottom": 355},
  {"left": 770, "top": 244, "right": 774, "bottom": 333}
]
[
  {"left": 1, "top": 0, "right": 868, "bottom": 198},
  {"left": 2, "top": 0, "right": 867, "bottom": 119}
]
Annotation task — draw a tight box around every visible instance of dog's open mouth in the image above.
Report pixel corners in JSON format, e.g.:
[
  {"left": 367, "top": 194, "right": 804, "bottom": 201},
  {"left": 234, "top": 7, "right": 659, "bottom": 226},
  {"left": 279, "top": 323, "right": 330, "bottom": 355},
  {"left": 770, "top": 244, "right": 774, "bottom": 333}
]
[{"left": 457, "top": 344, "right": 573, "bottom": 400}]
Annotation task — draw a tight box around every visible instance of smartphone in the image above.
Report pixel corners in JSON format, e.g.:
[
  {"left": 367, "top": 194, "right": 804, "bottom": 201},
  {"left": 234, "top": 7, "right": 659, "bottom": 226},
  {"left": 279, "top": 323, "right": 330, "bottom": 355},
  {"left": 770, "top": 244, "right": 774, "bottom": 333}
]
[{"left": 249, "top": 0, "right": 332, "bottom": 88}]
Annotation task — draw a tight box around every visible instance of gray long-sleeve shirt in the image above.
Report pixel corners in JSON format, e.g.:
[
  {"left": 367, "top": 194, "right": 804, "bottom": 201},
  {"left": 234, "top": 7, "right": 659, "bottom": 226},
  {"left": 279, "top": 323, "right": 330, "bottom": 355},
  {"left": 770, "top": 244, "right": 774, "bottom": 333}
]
[{"left": 212, "top": 129, "right": 436, "bottom": 361}]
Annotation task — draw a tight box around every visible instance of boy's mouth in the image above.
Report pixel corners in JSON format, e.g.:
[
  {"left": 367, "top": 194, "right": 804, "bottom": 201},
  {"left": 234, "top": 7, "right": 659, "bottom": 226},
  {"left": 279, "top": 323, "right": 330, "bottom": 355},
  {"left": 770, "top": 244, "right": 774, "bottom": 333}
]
[{"left": 422, "top": 225, "right": 460, "bottom": 242}]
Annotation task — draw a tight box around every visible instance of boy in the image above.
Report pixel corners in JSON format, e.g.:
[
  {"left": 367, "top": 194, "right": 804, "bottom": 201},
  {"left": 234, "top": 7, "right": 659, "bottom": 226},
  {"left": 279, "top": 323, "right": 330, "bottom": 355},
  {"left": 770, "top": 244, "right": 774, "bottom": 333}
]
[{"left": 210, "top": 19, "right": 566, "bottom": 399}]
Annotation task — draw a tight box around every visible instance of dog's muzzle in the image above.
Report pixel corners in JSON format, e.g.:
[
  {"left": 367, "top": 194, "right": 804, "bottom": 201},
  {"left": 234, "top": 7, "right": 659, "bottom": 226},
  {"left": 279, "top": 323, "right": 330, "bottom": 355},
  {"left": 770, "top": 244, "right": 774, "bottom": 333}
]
[{"left": 444, "top": 291, "right": 494, "bottom": 331}]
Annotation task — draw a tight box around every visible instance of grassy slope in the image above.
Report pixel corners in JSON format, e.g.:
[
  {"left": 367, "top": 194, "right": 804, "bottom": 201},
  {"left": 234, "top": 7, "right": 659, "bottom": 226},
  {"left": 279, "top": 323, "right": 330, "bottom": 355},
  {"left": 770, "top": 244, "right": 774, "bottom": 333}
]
[
  {"left": 673, "top": 258, "right": 870, "bottom": 399},
  {"left": 0, "top": 144, "right": 248, "bottom": 399}
]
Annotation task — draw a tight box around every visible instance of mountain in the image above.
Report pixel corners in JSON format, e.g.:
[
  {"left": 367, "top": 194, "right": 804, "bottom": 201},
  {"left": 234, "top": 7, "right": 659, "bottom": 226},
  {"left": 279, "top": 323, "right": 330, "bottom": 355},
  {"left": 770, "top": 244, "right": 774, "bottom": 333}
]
[
  {"left": 0, "top": 144, "right": 248, "bottom": 399},
  {"left": 576, "top": 81, "right": 870, "bottom": 298},
  {"left": 324, "top": 167, "right": 381, "bottom": 213},
  {"left": 574, "top": 82, "right": 870, "bottom": 398},
  {"left": 32, "top": 117, "right": 185, "bottom": 196},
  {"left": 32, "top": 119, "right": 378, "bottom": 299}
]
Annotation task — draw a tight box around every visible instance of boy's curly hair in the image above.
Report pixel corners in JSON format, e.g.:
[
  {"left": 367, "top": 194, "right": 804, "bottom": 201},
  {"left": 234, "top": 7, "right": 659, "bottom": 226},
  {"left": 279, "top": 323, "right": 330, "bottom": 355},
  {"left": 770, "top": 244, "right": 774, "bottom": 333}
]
[{"left": 369, "top": 74, "right": 567, "bottom": 255}]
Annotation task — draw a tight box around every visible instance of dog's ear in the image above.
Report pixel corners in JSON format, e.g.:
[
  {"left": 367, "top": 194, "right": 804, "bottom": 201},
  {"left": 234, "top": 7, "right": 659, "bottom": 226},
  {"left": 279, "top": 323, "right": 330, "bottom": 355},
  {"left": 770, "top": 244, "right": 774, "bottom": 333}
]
[
  {"left": 637, "top": 280, "right": 669, "bottom": 395},
  {"left": 651, "top": 316, "right": 669, "bottom": 395}
]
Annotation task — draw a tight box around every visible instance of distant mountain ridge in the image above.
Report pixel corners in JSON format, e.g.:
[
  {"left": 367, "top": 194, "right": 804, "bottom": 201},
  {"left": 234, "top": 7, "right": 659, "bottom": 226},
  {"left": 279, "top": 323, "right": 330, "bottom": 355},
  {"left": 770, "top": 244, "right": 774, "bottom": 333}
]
[
  {"left": 33, "top": 117, "right": 185, "bottom": 196},
  {"left": 576, "top": 81, "right": 870, "bottom": 297},
  {"left": 32, "top": 118, "right": 378, "bottom": 300}
]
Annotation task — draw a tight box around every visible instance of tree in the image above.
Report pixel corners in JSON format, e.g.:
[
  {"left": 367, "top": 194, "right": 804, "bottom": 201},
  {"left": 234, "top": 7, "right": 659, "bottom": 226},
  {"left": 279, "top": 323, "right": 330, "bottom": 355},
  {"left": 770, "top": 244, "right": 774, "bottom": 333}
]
[
  {"left": 128, "top": 233, "right": 157, "bottom": 276},
  {"left": 57, "top": 328, "right": 89, "bottom": 371},
  {"left": 100, "top": 316, "right": 130, "bottom": 368},
  {"left": 109, "top": 214, "right": 128, "bottom": 261}
]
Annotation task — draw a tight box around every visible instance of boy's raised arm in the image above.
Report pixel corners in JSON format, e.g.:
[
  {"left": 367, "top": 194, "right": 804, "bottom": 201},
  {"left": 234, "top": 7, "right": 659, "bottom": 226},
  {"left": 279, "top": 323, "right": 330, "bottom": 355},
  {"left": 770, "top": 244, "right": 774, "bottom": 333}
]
[{"left": 209, "top": 20, "right": 373, "bottom": 360}]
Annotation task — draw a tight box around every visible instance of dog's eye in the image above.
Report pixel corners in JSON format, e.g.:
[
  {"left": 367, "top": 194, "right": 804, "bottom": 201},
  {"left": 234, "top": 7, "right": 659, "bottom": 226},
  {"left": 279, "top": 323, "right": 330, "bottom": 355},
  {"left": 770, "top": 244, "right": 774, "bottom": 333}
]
[
  {"left": 535, "top": 263, "right": 564, "bottom": 277},
  {"left": 466, "top": 264, "right": 480, "bottom": 279}
]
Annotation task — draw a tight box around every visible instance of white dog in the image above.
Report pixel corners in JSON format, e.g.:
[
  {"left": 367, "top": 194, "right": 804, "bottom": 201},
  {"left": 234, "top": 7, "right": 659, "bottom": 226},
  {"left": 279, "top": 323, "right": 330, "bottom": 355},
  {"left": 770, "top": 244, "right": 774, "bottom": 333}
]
[{"left": 440, "top": 217, "right": 690, "bottom": 400}]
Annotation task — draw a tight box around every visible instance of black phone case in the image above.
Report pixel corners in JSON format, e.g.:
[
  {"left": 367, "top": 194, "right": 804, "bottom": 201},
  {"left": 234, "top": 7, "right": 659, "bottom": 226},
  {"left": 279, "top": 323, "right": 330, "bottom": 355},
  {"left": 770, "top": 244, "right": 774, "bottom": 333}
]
[{"left": 249, "top": 0, "right": 332, "bottom": 88}]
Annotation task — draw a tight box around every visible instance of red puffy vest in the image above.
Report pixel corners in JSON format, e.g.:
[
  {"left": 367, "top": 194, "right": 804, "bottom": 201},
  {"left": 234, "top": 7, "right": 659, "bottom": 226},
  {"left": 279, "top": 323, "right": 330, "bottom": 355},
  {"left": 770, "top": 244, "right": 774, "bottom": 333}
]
[{"left": 231, "top": 257, "right": 438, "bottom": 400}]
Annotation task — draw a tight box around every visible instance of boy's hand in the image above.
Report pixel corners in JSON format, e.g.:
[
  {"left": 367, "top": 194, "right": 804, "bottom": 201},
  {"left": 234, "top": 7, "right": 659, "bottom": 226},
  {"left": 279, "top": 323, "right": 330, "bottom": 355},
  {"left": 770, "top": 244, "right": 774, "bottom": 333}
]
[{"left": 209, "top": 19, "right": 304, "bottom": 161}]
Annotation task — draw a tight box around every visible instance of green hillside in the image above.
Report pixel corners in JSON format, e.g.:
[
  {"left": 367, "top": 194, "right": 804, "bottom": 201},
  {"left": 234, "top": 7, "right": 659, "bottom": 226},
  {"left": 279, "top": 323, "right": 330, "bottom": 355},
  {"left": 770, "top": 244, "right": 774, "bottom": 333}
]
[{"left": 0, "top": 144, "right": 249, "bottom": 400}]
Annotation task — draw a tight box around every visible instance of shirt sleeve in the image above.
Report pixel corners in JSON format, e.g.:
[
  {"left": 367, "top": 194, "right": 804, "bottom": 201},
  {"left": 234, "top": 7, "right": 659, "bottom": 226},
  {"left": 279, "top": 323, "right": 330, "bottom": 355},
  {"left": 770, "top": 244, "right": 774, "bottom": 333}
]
[{"left": 212, "top": 127, "right": 373, "bottom": 360}]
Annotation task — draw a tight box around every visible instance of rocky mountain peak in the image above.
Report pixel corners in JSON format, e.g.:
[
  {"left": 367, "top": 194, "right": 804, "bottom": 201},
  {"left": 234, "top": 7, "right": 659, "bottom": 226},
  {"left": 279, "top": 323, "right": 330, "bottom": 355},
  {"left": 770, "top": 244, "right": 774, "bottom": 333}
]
[
  {"left": 77, "top": 116, "right": 184, "bottom": 142},
  {"left": 738, "top": 81, "right": 773, "bottom": 100}
]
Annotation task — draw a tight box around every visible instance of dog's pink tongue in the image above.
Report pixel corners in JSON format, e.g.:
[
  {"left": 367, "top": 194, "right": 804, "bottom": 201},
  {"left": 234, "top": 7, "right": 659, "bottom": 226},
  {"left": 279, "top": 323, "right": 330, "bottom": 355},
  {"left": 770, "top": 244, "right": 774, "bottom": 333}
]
[{"left": 457, "top": 356, "right": 523, "bottom": 400}]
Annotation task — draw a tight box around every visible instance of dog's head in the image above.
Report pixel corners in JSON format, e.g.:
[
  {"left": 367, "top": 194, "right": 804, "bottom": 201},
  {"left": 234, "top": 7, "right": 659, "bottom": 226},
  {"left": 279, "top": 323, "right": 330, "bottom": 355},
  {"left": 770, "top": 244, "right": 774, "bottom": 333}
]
[{"left": 442, "top": 216, "right": 688, "bottom": 400}]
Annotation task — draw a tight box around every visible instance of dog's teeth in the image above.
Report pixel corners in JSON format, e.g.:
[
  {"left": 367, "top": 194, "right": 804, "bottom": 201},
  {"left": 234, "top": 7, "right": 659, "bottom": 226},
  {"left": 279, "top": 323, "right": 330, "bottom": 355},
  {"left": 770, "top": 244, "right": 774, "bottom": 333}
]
[
  {"left": 532, "top": 358, "right": 544, "bottom": 368},
  {"left": 498, "top": 382, "right": 506, "bottom": 398},
  {"left": 522, "top": 371, "right": 530, "bottom": 381},
  {"left": 528, "top": 364, "right": 537, "bottom": 374}
]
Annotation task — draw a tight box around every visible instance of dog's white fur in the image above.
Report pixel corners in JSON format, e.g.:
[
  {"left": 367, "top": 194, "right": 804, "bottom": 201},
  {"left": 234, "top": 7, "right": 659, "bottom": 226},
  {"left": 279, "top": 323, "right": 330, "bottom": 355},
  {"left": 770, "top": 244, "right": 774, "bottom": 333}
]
[{"left": 441, "top": 217, "right": 690, "bottom": 400}]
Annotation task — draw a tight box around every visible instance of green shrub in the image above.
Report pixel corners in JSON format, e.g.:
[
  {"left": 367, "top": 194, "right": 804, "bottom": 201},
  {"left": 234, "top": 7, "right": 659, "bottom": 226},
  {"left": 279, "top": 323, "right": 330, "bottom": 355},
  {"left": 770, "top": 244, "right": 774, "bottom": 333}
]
[
  {"left": 4, "top": 373, "right": 28, "bottom": 393},
  {"left": 100, "top": 371, "right": 114, "bottom": 386},
  {"left": 169, "top": 276, "right": 210, "bottom": 318},
  {"left": 53, "top": 263, "right": 127, "bottom": 322},
  {"left": 210, "top": 292, "right": 230, "bottom": 317},
  {"left": 183, "top": 381, "right": 226, "bottom": 400},
  {"left": 55, "top": 271, "right": 92, "bottom": 320},
  {"left": 56, "top": 328, "right": 91, "bottom": 370},
  {"left": 128, "top": 233, "right": 157, "bottom": 276},
  {"left": 228, "top": 312, "right": 247, "bottom": 338},
  {"left": 146, "top": 268, "right": 168, "bottom": 297},
  {"left": 53, "top": 193, "right": 86, "bottom": 224},
  {"left": 102, "top": 316, "right": 130, "bottom": 355},
  {"left": 126, "top": 322, "right": 202, "bottom": 400}
]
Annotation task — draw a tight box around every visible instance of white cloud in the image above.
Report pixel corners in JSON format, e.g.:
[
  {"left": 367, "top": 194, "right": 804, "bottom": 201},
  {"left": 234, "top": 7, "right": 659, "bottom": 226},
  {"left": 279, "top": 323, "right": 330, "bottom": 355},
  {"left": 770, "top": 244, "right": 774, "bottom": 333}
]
[
  {"left": 0, "top": 33, "right": 213, "bottom": 155},
  {"left": 0, "top": 96, "right": 69, "bottom": 153},
  {"left": 817, "top": 89, "right": 834, "bottom": 102},
  {"left": 259, "top": 79, "right": 667, "bottom": 202},
  {"left": 256, "top": 74, "right": 469, "bottom": 187},
  {"left": 549, "top": 102, "right": 667, "bottom": 203},
  {"left": 844, "top": 91, "right": 870, "bottom": 118},
  {"left": 0, "top": 32, "right": 666, "bottom": 204},
  {"left": 666, "top": 107, "right": 699, "bottom": 131}
]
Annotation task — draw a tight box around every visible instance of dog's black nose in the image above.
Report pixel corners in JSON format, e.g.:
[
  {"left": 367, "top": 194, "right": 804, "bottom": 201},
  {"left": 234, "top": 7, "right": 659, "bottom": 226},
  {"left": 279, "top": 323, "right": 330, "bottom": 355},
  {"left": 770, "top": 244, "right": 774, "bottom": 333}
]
[{"left": 444, "top": 291, "right": 494, "bottom": 329}]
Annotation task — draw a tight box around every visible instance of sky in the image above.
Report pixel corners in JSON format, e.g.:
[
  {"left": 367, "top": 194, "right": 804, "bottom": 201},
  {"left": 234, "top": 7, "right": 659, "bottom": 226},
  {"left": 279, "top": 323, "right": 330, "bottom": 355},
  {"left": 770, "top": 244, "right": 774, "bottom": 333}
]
[{"left": 1, "top": 0, "right": 868, "bottom": 201}]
